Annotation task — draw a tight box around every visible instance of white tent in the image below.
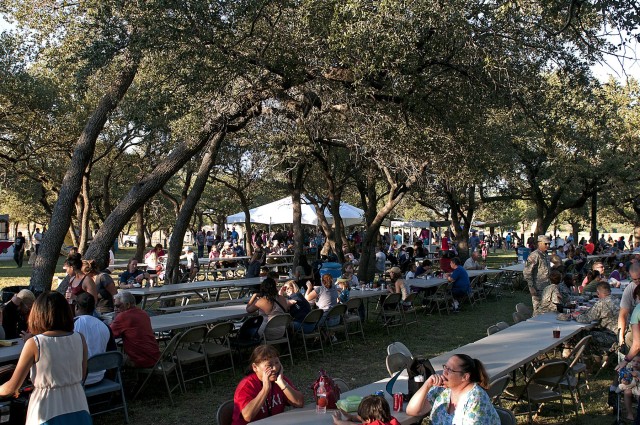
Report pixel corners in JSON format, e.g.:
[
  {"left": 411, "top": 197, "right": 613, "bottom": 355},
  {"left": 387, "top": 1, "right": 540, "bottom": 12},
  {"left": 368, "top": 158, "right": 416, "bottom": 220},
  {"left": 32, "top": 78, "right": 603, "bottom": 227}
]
[{"left": 226, "top": 196, "right": 364, "bottom": 226}]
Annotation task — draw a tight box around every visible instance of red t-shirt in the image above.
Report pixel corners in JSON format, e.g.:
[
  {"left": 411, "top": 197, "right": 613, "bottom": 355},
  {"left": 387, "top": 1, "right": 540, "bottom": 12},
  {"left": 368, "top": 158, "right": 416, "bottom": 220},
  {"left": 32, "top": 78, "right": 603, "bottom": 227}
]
[
  {"left": 439, "top": 257, "right": 453, "bottom": 273},
  {"left": 366, "top": 419, "right": 401, "bottom": 425},
  {"left": 232, "top": 373, "right": 297, "bottom": 425},
  {"left": 109, "top": 307, "right": 160, "bottom": 368},
  {"left": 584, "top": 243, "right": 595, "bottom": 255}
]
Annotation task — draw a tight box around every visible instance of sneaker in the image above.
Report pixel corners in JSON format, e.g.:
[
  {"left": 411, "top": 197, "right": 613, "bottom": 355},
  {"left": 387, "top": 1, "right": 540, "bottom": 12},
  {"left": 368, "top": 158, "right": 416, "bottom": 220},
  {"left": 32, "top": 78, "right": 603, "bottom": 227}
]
[{"left": 331, "top": 335, "right": 338, "bottom": 343}]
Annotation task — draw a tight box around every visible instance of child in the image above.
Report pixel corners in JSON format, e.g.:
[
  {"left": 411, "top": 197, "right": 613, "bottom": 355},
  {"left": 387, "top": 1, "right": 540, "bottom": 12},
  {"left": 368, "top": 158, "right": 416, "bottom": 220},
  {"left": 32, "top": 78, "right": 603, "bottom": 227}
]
[
  {"left": 333, "top": 395, "right": 401, "bottom": 425},
  {"left": 618, "top": 355, "right": 640, "bottom": 421},
  {"left": 337, "top": 278, "right": 350, "bottom": 304},
  {"left": 481, "top": 242, "right": 488, "bottom": 261}
]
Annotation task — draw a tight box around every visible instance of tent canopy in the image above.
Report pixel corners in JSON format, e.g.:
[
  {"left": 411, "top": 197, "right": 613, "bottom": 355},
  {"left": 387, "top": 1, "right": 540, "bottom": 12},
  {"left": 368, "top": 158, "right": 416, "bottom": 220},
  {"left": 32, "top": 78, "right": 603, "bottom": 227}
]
[{"left": 226, "top": 196, "right": 364, "bottom": 226}]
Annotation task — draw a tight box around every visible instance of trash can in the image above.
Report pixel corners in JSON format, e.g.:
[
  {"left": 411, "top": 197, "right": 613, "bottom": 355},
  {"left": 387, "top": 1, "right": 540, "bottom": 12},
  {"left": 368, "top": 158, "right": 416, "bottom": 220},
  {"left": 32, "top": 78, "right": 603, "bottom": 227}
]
[
  {"left": 517, "top": 247, "right": 530, "bottom": 263},
  {"left": 319, "top": 262, "right": 342, "bottom": 280}
]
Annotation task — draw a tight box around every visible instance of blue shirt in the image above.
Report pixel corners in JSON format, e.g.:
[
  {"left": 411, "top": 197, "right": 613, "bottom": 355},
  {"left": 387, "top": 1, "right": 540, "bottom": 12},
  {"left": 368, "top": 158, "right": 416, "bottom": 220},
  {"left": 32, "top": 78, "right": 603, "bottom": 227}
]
[{"left": 450, "top": 267, "right": 470, "bottom": 294}]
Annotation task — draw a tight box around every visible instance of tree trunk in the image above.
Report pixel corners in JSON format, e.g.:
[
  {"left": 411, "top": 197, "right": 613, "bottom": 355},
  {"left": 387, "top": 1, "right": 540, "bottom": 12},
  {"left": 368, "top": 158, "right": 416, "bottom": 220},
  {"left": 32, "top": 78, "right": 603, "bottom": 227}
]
[
  {"left": 83, "top": 101, "right": 262, "bottom": 270},
  {"left": 287, "top": 164, "right": 306, "bottom": 271},
  {"left": 329, "top": 201, "right": 346, "bottom": 263},
  {"left": 30, "top": 54, "right": 140, "bottom": 292},
  {"left": 78, "top": 172, "right": 92, "bottom": 254},
  {"left": 135, "top": 205, "right": 145, "bottom": 261},
  {"left": 68, "top": 222, "right": 79, "bottom": 248},
  {"left": 165, "top": 132, "right": 226, "bottom": 284},
  {"left": 590, "top": 193, "right": 598, "bottom": 243},
  {"left": 572, "top": 222, "right": 580, "bottom": 243}
]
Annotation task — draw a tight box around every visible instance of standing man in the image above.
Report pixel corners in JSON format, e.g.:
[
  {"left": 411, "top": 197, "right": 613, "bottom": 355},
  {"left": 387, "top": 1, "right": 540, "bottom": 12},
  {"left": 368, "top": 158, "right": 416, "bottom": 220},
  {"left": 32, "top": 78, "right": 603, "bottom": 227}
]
[
  {"left": 523, "top": 235, "right": 551, "bottom": 314},
  {"left": 505, "top": 233, "right": 512, "bottom": 250},
  {"left": 32, "top": 228, "right": 42, "bottom": 256},
  {"left": 12, "top": 232, "right": 26, "bottom": 268},
  {"left": 195, "top": 229, "right": 205, "bottom": 259},
  {"left": 469, "top": 232, "right": 480, "bottom": 253},
  {"left": 527, "top": 233, "right": 536, "bottom": 250}
]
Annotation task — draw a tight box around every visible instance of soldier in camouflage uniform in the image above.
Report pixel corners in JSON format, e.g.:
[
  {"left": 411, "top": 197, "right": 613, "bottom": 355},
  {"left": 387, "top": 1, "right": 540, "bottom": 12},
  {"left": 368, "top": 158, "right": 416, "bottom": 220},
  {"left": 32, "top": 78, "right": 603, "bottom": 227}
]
[
  {"left": 537, "top": 270, "right": 568, "bottom": 315},
  {"left": 577, "top": 281, "right": 619, "bottom": 350},
  {"left": 523, "top": 235, "right": 551, "bottom": 315}
]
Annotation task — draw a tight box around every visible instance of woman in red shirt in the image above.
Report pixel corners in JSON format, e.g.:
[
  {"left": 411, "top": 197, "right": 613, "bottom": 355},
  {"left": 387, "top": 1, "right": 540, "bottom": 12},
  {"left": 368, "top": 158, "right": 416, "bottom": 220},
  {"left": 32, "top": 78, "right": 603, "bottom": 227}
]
[{"left": 232, "top": 345, "right": 303, "bottom": 425}]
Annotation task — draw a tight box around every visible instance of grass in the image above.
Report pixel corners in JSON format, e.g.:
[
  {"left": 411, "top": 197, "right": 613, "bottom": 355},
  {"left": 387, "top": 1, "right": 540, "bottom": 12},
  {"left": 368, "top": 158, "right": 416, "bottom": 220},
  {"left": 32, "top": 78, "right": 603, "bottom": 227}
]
[{"left": 0, "top": 250, "right": 620, "bottom": 424}]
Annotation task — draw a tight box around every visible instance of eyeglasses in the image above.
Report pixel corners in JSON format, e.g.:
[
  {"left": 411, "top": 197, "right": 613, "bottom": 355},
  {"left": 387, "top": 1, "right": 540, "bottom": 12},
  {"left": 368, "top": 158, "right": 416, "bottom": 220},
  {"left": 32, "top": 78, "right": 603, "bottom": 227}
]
[{"left": 442, "top": 364, "right": 464, "bottom": 374}]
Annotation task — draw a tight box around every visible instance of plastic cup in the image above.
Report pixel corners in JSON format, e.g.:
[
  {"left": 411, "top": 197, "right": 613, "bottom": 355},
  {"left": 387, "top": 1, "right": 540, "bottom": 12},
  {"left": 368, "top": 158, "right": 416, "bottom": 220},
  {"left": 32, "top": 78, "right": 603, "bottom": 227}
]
[{"left": 553, "top": 327, "right": 560, "bottom": 338}]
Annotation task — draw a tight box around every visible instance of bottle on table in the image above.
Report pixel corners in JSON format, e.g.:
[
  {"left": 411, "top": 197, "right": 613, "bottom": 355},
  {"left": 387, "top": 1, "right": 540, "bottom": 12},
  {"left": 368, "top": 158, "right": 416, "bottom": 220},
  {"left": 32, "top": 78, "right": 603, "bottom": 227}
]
[{"left": 316, "top": 381, "right": 327, "bottom": 414}]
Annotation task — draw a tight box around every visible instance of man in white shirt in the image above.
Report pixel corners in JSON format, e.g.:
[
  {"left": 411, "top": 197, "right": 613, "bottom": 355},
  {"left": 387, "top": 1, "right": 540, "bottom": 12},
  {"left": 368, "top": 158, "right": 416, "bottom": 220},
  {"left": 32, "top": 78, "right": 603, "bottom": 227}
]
[
  {"left": 375, "top": 246, "right": 386, "bottom": 274},
  {"left": 463, "top": 252, "right": 483, "bottom": 270},
  {"left": 32, "top": 228, "right": 42, "bottom": 256},
  {"left": 74, "top": 293, "right": 111, "bottom": 385}
]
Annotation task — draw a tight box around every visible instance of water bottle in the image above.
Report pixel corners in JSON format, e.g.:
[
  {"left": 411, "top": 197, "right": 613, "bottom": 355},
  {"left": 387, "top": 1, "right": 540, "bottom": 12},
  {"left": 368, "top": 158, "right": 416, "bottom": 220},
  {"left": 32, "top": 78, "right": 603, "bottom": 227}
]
[{"left": 316, "top": 381, "right": 327, "bottom": 414}]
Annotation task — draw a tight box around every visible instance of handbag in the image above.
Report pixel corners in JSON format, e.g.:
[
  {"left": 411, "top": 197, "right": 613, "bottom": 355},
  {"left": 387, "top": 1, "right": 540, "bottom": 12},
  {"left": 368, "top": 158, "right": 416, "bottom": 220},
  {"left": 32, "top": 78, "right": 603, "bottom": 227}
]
[
  {"left": 311, "top": 369, "right": 341, "bottom": 409},
  {"left": 385, "top": 358, "right": 434, "bottom": 399}
]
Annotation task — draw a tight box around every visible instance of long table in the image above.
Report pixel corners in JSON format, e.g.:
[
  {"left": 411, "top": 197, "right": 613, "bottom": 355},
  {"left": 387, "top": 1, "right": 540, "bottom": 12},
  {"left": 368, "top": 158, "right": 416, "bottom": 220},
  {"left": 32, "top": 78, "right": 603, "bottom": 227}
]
[
  {"left": 251, "top": 372, "right": 417, "bottom": 425},
  {"left": 128, "top": 278, "right": 262, "bottom": 309},
  {"left": 0, "top": 340, "right": 24, "bottom": 364},
  {"left": 150, "top": 305, "right": 249, "bottom": 332},
  {"left": 429, "top": 313, "right": 591, "bottom": 381},
  {"left": 501, "top": 263, "right": 524, "bottom": 273}
]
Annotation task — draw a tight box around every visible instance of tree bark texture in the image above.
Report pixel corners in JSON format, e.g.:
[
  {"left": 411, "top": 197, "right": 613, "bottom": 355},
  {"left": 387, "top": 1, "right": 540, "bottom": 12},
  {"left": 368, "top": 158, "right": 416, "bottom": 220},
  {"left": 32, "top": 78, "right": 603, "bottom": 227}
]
[
  {"left": 165, "top": 131, "right": 226, "bottom": 284},
  {"left": 31, "top": 55, "right": 140, "bottom": 292},
  {"left": 83, "top": 100, "right": 263, "bottom": 270}
]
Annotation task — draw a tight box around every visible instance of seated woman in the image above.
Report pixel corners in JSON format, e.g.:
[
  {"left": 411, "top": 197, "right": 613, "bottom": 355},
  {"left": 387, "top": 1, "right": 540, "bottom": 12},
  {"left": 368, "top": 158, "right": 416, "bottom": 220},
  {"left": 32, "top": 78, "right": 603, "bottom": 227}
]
[
  {"left": 119, "top": 258, "right": 149, "bottom": 289},
  {"left": 279, "top": 281, "right": 313, "bottom": 332},
  {"left": 387, "top": 266, "right": 411, "bottom": 308},
  {"left": 306, "top": 274, "right": 339, "bottom": 326},
  {"left": 537, "top": 270, "right": 566, "bottom": 315},
  {"left": 231, "top": 345, "right": 303, "bottom": 425},
  {"left": 610, "top": 262, "right": 627, "bottom": 284},
  {"left": 406, "top": 354, "right": 499, "bottom": 425},
  {"left": 84, "top": 259, "right": 117, "bottom": 313},
  {"left": 246, "top": 277, "right": 288, "bottom": 339}
]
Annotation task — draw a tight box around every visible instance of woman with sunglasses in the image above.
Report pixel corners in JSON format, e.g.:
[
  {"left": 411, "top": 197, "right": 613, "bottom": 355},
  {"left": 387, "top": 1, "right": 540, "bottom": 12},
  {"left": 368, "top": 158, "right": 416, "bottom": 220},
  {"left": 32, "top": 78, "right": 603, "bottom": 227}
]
[{"left": 406, "top": 354, "right": 499, "bottom": 424}]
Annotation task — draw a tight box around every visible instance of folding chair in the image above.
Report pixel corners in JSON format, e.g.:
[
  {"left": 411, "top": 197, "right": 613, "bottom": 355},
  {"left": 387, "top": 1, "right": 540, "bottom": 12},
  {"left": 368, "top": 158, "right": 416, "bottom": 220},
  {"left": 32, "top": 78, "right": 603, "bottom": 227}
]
[
  {"left": 387, "top": 341, "right": 414, "bottom": 360},
  {"left": 344, "top": 297, "right": 365, "bottom": 341},
  {"left": 424, "top": 282, "right": 452, "bottom": 315},
  {"left": 133, "top": 332, "right": 183, "bottom": 405},
  {"left": 512, "top": 312, "right": 526, "bottom": 324},
  {"left": 202, "top": 322, "right": 235, "bottom": 376},
  {"left": 496, "top": 321, "right": 510, "bottom": 331},
  {"left": 483, "top": 271, "right": 504, "bottom": 300},
  {"left": 487, "top": 375, "right": 510, "bottom": 406},
  {"left": 503, "top": 361, "right": 570, "bottom": 424},
  {"left": 324, "top": 304, "right": 349, "bottom": 350},
  {"left": 230, "top": 315, "right": 264, "bottom": 358},
  {"left": 378, "top": 293, "right": 403, "bottom": 334},
  {"left": 516, "top": 303, "right": 533, "bottom": 319},
  {"left": 386, "top": 352, "right": 410, "bottom": 377},
  {"left": 494, "top": 406, "right": 516, "bottom": 425},
  {"left": 537, "top": 335, "right": 591, "bottom": 415},
  {"left": 175, "top": 326, "right": 213, "bottom": 391},
  {"left": 333, "top": 378, "right": 350, "bottom": 393},
  {"left": 262, "top": 314, "right": 293, "bottom": 367},
  {"left": 401, "top": 292, "right": 422, "bottom": 327},
  {"left": 294, "top": 308, "right": 325, "bottom": 360},
  {"left": 216, "top": 400, "right": 234, "bottom": 425},
  {"left": 487, "top": 325, "right": 501, "bottom": 336},
  {"left": 83, "top": 351, "right": 129, "bottom": 423}
]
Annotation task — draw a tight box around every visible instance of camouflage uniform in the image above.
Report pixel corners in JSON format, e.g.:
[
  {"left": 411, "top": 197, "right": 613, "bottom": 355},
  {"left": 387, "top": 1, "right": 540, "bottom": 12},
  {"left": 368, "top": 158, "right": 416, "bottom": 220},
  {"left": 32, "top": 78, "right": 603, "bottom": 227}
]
[
  {"left": 537, "top": 284, "right": 563, "bottom": 315},
  {"left": 523, "top": 249, "right": 551, "bottom": 315},
  {"left": 576, "top": 295, "right": 619, "bottom": 350}
]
